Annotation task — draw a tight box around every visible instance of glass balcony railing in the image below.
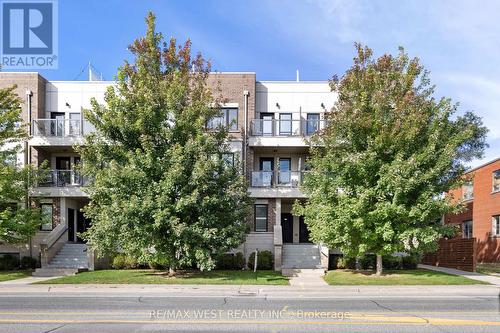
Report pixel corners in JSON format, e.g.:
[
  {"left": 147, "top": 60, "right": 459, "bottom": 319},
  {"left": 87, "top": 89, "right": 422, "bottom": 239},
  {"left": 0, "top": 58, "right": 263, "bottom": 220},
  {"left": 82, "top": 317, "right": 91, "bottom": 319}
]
[
  {"left": 32, "top": 119, "right": 96, "bottom": 137},
  {"left": 251, "top": 171, "right": 303, "bottom": 188},
  {"left": 37, "top": 170, "right": 88, "bottom": 187},
  {"left": 250, "top": 119, "right": 329, "bottom": 136}
]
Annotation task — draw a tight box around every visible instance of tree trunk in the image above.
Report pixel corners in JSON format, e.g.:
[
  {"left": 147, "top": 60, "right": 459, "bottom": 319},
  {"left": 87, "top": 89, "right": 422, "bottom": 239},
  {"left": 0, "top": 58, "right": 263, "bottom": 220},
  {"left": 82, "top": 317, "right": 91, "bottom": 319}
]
[
  {"left": 355, "top": 256, "right": 361, "bottom": 271},
  {"left": 376, "top": 254, "right": 383, "bottom": 276},
  {"left": 168, "top": 267, "right": 176, "bottom": 276}
]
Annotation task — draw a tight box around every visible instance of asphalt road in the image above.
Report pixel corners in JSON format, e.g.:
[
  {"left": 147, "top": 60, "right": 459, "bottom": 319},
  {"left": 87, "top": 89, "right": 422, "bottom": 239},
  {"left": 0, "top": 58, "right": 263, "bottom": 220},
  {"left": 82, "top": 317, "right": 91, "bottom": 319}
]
[{"left": 0, "top": 292, "right": 499, "bottom": 333}]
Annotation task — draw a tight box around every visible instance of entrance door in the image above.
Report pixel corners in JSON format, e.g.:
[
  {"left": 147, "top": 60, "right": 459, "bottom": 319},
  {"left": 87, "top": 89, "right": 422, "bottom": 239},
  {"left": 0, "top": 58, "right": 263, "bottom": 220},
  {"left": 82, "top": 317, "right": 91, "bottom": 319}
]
[
  {"left": 55, "top": 157, "right": 71, "bottom": 186},
  {"left": 299, "top": 216, "right": 312, "bottom": 243},
  {"left": 281, "top": 213, "right": 293, "bottom": 243},
  {"left": 50, "top": 112, "right": 65, "bottom": 137},
  {"left": 67, "top": 208, "right": 75, "bottom": 242},
  {"left": 76, "top": 210, "right": 90, "bottom": 243},
  {"left": 259, "top": 157, "right": 274, "bottom": 186},
  {"left": 260, "top": 113, "right": 274, "bottom": 136}
]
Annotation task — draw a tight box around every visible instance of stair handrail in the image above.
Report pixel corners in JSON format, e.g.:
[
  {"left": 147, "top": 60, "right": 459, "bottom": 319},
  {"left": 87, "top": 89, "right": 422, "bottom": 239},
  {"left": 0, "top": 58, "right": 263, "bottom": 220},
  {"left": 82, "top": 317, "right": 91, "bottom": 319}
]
[{"left": 39, "top": 224, "right": 68, "bottom": 267}]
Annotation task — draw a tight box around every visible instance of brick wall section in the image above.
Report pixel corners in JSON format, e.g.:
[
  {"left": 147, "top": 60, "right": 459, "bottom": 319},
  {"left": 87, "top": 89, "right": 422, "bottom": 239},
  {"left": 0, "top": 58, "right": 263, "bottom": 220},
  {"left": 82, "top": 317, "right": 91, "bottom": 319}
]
[
  {"left": 0, "top": 73, "right": 46, "bottom": 123},
  {"left": 444, "top": 158, "right": 500, "bottom": 262},
  {"left": 422, "top": 238, "right": 476, "bottom": 272},
  {"left": 206, "top": 73, "right": 256, "bottom": 141},
  {"left": 247, "top": 199, "right": 276, "bottom": 232},
  {"left": 52, "top": 198, "right": 61, "bottom": 228}
]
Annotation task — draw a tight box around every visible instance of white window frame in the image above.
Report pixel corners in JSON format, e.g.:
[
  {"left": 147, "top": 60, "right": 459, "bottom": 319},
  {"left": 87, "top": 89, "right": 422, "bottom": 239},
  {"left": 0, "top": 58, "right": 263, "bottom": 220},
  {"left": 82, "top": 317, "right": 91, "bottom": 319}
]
[
  {"left": 492, "top": 215, "right": 500, "bottom": 237},
  {"left": 493, "top": 170, "right": 500, "bottom": 193},
  {"left": 462, "top": 220, "right": 473, "bottom": 239},
  {"left": 40, "top": 204, "right": 53, "bottom": 231},
  {"left": 462, "top": 181, "right": 474, "bottom": 200},
  {"left": 254, "top": 204, "right": 268, "bottom": 232}
]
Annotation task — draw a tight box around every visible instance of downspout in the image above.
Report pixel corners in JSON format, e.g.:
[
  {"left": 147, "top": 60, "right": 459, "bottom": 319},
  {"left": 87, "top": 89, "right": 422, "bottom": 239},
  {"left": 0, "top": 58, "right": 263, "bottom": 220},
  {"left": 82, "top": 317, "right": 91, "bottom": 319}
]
[
  {"left": 25, "top": 90, "right": 33, "bottom": 258},
  {"left": 243, "top": 90, "right": 249, "bottom": 177}
]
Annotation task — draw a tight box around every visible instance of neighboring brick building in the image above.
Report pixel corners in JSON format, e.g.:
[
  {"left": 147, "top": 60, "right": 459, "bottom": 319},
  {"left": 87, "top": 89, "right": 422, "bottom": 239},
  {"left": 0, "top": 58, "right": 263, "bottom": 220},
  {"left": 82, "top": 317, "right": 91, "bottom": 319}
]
[{"left": 444, "top": 158, "right": 500, "bottom": 262}]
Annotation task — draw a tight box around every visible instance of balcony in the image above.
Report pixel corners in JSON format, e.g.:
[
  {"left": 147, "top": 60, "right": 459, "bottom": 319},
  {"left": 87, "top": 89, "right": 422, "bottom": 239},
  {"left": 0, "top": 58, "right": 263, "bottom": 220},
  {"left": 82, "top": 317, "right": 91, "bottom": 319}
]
[
  {"left": 249, "top": 119, "right": 328, "bottom": 147},
  {"left": 30, "top": 119, "right": 96, "bottom": 146},
  {"left": 31, "top": 170, "right": 89, "bottom": 198},
  {"left": 249, "top": 171, "right": 306, "bottom": 198}
]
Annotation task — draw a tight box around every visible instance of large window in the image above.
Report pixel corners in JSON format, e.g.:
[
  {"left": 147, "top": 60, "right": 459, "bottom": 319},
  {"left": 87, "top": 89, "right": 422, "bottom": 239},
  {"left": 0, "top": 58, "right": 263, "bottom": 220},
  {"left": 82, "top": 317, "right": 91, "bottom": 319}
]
[
  {"left": 279, "top": 113, "right": 292, "bottom": 135},
  {"left": 462, "top": 220, "right": 473, "bottom": 239},
  {"left": 493, "top": 215, "right": 500, "bottom": 236},
  {"left": 462, "top": 181, "right": 473, "bottom": 200},
  {"left": 207, "top": 108, "right": 238, "bottom": 131},
  {"left": 221, "top": 153, "right": 235, "bottom": 168},
  {"left": 254, "top": 204, "right": 268, "bottom": 232},
  {"left": 493, "top": 170, "right": 500, "bottom": 192},
  {"left": 40, "top": 204, "right": 53, "bottom": 231}
]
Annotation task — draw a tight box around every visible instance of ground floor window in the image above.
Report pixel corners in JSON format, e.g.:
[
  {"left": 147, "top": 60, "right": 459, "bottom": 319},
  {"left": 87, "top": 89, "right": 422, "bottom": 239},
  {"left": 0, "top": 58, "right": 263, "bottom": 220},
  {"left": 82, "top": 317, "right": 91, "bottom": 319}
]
[
  {"left": 493, "top": 215, "right": 500, "bottom": 236},
  {"left": 254, "top": 204, "right": 268, "bottom": 232},
  {"left": 40, "top": 204, "right": 53, "bottom": 231},
  {"left": 462, "top": 220, "right": 473, "bottom": 239}
]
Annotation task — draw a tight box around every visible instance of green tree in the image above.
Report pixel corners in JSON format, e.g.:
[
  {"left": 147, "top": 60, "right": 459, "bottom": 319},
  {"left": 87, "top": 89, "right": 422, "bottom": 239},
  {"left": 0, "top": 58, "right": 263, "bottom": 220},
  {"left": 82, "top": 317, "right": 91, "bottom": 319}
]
[
  {"left": 294, "top": 44, "right": 487, "bottom": 275},
  {"left": 0, "top": 85, "right": 41, "bottom": 243},
  {"left": 78, "top": 12, "right": 251, "bottom": 273}
]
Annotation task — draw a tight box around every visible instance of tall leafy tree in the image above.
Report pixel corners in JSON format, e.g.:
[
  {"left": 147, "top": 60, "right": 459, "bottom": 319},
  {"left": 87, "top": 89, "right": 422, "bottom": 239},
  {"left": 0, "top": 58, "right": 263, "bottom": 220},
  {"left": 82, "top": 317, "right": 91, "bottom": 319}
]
[
  {"left": 78, "top": 12, "right": 251, "bottom": 272},
  {"left": 295, "top": 44, "right": 487, "bottom": 275},
  {"left": 0, "top": 85, "right": 41, "bottom": 243}
]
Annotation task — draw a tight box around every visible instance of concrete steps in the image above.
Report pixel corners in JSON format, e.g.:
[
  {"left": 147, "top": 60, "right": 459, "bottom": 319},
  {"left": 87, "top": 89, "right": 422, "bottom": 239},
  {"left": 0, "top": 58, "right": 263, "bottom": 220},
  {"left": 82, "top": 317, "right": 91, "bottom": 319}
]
[
  {"left": 282, "top": 244, "right": 323, "bottom": 269},
  {"left": 33, "top": 243, "right": 89, "bottom": 277}
]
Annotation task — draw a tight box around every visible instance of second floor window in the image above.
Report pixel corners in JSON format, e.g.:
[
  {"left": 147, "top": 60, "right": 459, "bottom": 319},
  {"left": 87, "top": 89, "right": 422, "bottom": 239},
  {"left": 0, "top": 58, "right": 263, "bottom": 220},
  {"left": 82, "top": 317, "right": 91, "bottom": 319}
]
[
  {"left": 493, "top": 170, "right": 500, "bottom": 192},
  {"left": 462, "top": 181, "right": 473, "bottom": 200},
  {"left": 462, "top": 220, "right": 473, "bottom": 239},
  {"left": 207, "top": 108, "right": 238, "bottom": 131}
]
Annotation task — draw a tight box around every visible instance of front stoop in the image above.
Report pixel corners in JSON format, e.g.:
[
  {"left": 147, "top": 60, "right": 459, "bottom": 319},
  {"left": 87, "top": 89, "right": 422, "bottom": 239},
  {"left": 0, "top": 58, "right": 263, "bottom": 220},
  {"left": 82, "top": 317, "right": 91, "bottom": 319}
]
[
  {"left": 33, "top": 243, "right": 89, "bottom": 277},
  {"left": 283, "top": 268, "right": 328, "bottom": 287}
]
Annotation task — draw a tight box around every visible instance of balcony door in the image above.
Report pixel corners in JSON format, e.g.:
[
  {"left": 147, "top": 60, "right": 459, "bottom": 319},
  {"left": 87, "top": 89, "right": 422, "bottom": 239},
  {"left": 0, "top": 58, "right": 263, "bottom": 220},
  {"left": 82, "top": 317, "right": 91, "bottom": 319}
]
[
  {"left": 279, "top": 113, "right": 292, "bottom": 136},
  {"left": 260, "top": 113, "right": 274, "bottom": 136},
  {"left": 69, "top": 113, "right": 81, "bottom": 136},
  {"left": 306, "top": 113, "right": 320, "bottom": 135},
  {"left": 56, "top": 157, "right": 71, "bottom": 186},
  {"left": 50, "top": 112, "right": 65, "bottom": 137},
  {"left": 259, "top": 157, "right": 274, "bottom": 186},
  {"left": 278, "top": 158, "right": 291, "bottom": 185}
]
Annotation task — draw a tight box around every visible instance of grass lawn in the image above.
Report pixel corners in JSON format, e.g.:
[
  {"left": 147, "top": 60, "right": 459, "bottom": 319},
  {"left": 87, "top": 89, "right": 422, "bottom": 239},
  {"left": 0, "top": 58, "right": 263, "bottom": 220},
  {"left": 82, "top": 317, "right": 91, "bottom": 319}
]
[
  {"left": 35, "top": 269, "right": 289, "bottom": 285},
  {"left": 323, "top": 269, "right": 489, "bottom": 285},
  {"left": 476, "top": 263, "right": 500, "bottom": 275},
  {"left": 0, "top": 270, "right": 31, "bottom": 282}
]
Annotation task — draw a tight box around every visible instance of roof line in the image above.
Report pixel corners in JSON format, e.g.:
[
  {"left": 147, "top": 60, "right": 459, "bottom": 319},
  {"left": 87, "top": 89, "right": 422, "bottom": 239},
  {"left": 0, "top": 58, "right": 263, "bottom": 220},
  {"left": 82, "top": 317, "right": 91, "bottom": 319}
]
[{"left": 467, "top": 157, "right": 500, "bottom": 173}]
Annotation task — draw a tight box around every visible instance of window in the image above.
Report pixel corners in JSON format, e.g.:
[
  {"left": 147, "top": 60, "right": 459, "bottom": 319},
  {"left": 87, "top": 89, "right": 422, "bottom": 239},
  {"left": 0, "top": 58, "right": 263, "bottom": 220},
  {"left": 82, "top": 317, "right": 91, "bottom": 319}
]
[
  {"left": 278, "top": 158, "right": 291, "bottom": 185},
  {"left": 493, "top": 215, "right": 500, "bottom": 236},
  {"left": 462, "top": 220, "right": 473, "bottom": 239},
  {"left": 279, "top": 113, "right": 292, "bottom": 135},
  {"left": 40, "top": 204, "right": 53, "bottom": 231},
  {"left": 462, "top": 181, "right": 473, "bottom": 200},
  {"left": 493, "top": 170, "right": 500, "bottom": 192},
  {"left": 254, "top": 204, "right": 268, "bottom": 232},
  {"left": 221, "top": 153, "right": 234, "bottom": 168},
  {"left": 207, "top": 108, "right": 238, "bottom": 131},
  {"left": 306, "top": 113, "right": 320, "bottom": 135}
]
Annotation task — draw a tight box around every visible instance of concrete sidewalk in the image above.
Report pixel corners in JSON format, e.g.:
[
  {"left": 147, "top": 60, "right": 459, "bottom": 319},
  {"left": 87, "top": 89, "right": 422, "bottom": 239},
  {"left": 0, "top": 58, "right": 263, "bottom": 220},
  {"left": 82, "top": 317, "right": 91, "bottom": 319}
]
[
  {"left": 0, "top": 276, "right": 61, "bottom": 285},
  {"left": 419, "top": 264, "right": 500, "bottom": 286}
]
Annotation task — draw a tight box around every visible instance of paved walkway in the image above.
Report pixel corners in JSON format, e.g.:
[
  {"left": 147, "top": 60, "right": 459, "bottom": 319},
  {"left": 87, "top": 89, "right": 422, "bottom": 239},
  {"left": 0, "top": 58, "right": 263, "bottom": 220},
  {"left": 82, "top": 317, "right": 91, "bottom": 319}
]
[
  {"left": 419, "top": 264, "right": 500, "bottom": 285},
  {"left": 0, "top": 276, "right": 61, "bottom": 285},
  {"left": 282, "top": 268, "right": 328, "bottom": 287}
]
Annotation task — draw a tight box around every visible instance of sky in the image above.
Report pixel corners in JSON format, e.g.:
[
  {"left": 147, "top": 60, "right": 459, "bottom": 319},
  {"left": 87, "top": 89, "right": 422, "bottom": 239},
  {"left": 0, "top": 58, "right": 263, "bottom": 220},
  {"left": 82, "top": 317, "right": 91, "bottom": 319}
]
[{"left": 20, "top": 0, "right": 500, "bottom": 167}]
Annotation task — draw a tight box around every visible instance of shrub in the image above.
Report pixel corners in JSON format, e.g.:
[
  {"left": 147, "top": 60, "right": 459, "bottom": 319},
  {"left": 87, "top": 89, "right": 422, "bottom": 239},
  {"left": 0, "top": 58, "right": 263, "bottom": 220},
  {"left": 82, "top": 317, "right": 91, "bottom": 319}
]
[
  {"left": 0, "top": 254, "right": 19, "bottom": 270},
  {"left": 335, "top": 256, "right": 356, "bottom": 269},
  {"left": 382, "top": 255, "right": 402, "bottom": 270},
  {"left": 360, "top": 254, "right": 376, "bottom": 270},
  {"left": 111, "top": 254, "right": 126, "bottom": 269},
  {"left": 247, "top": 250, "right": 273, "bottom": 270},
  {"left": 20, "top": 256, "right": 37, "bottom": 269},
  {"left": 148, "top": 260, "right": 167, "bottom": 270},
  {"left": 402, "top": 254, "right": 419, "bottom": 269},
  {"left": 124, "top": 255, "right": 139, "bottom": 269},
  {"left": 216, "top": 252, "right": 245, "bottom": 270}
]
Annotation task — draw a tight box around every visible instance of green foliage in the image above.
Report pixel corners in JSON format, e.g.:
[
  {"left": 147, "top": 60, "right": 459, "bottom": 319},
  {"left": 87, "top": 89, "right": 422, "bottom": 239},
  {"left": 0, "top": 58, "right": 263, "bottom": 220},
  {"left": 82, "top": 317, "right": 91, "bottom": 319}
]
[
  {"left": 78, "top": 12, "right": 251, "bottom": 272},
  {"left": 111, "top": 254, "right": 140, "bottom": 270},
  {"left": 20, "top": 256, "right": 37, "bottom": 269},
  {"left": 402, "top": 254, "right": 419, "bottom": 269},
  {"left": 336, "top": 256, "right": 356, "bottom": 269},
  {"left": 360, "top": 254, "right": 376, "bottom": 270},
  {"left": 0, "top": 254, "right": 19, "bottom": 270},
  {"left": 247, "top": 250, "right": 273, "bottom": 270},
  {"left": 216, "top": 252, "right": 245, "bottom": 270},
  {"left": 0, "top": 84, "right": 43, "bottom": 244},
  {"left": 295, "top": 44, "right": 488, "bottom": 263},
  {"left": 382, "top": 255, "right": 402, "bottom": 270}
]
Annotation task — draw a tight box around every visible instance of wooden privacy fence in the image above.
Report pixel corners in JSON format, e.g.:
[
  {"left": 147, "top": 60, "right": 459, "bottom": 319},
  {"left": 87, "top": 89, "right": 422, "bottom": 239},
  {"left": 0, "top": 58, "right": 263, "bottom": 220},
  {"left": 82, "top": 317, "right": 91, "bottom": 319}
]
[{"left": 422, "top": 238, "right": 476, "bottom": 272}]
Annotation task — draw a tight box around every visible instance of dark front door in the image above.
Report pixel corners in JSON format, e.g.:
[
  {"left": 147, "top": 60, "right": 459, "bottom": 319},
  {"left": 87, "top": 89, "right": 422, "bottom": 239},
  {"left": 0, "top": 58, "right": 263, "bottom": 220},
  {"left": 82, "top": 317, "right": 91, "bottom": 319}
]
[
  {"left": 259, "top": 157, "right": 274, "bottom": 186},
  {"left": 281, "top": 213, "right": 293, "bottom": 243},
  {"left": 76, "top": 210, "right": 90, "bottom": 243},
  {"left": 299, "top": 216, "right": 312, "bottom": 243},
  {"left": 68, "top": 208, "right": 75, "bottom": 242}
]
